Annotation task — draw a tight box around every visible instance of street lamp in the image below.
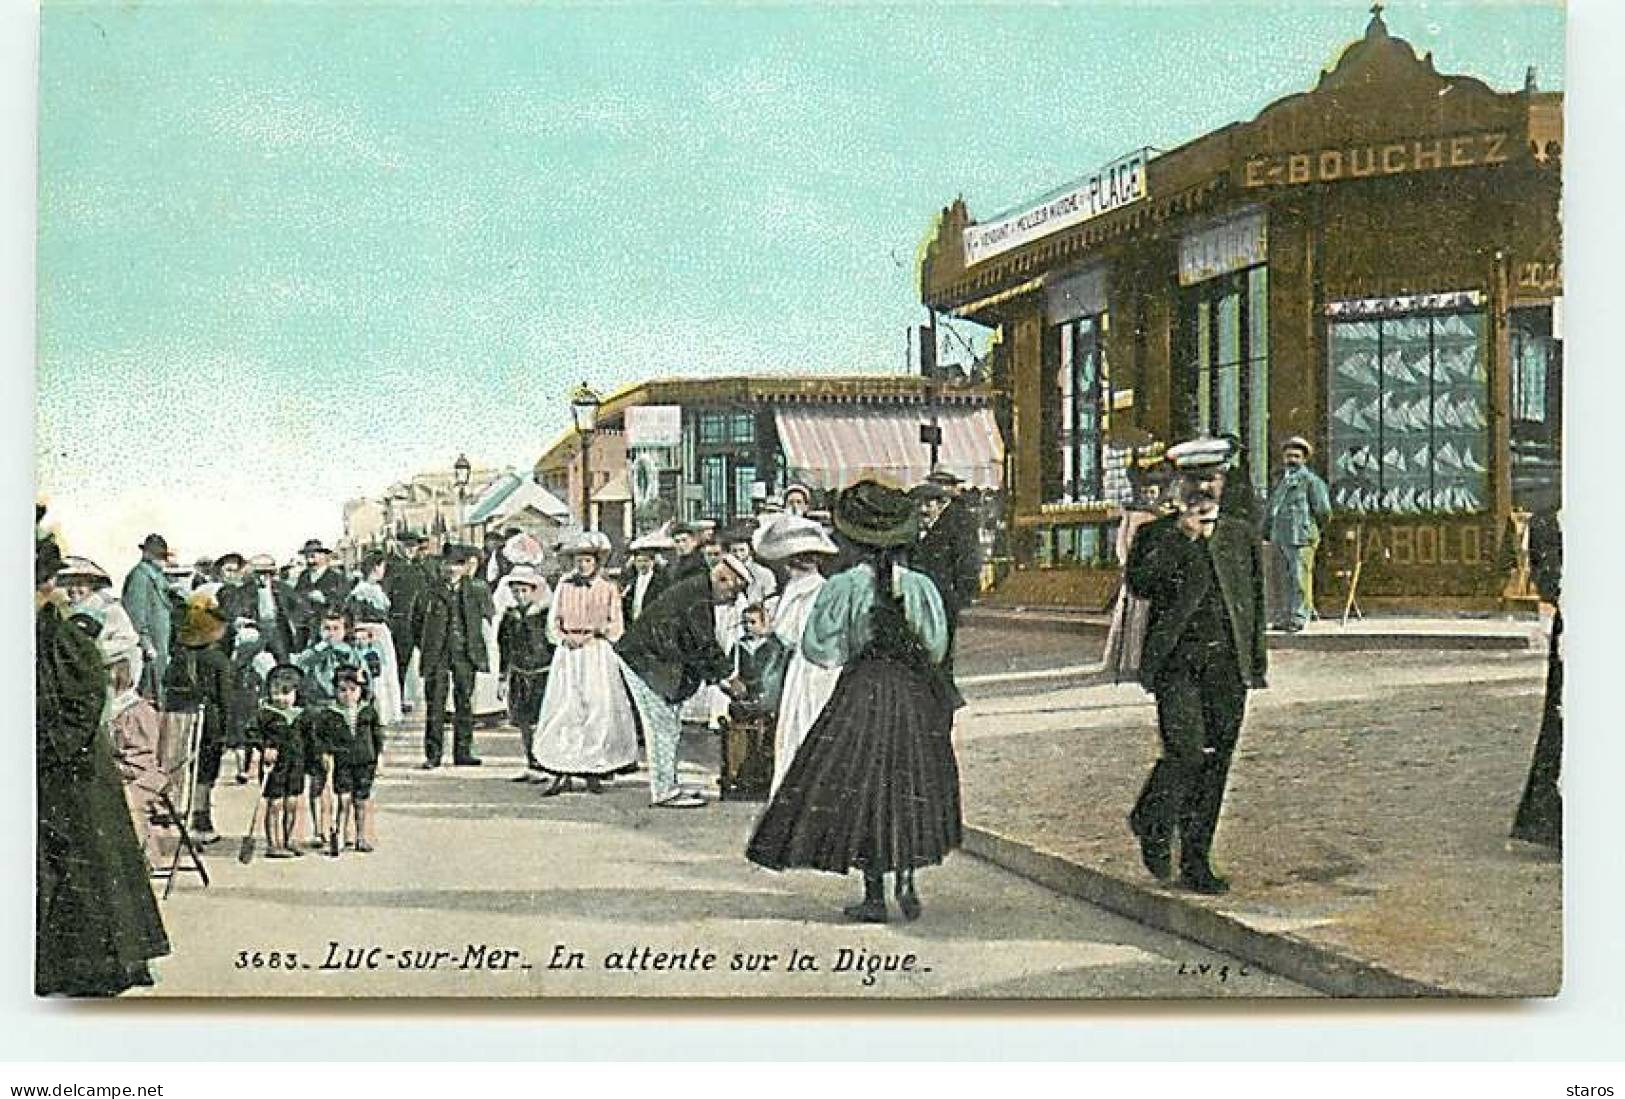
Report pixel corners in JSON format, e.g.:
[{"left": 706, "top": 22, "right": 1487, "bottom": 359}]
[
  {"left": 453, "top": 453, "right": 472, "bottom": 544},
  {"left": 570, "top": 382, "right": 602, "bottom": 532}
]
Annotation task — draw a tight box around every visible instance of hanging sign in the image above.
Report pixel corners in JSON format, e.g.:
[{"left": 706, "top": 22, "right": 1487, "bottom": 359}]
[
  {"left": 963, "top": 150, "right": 1150, "bottom": 267},
  {"left": 625, "top": 405, "right": 681, "bottom": 449}
]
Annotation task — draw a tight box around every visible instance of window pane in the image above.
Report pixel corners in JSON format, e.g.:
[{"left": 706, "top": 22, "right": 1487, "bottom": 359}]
[
  {"left": 733, "top": 463, "right": 755, "bottom": 520},
  {"left": 1247, "top": 267, "right": 1270, "bottom": 498},
  {"left": 1428, "top": 311, "right": 1487, "bottom": 514},
  {"left": 700, "top": 413, "right": 725, "bottom": 444},
  {"left": 1197, "top": 301, "right": 1212, "bottom": 435},
  {"left": 1328, "top": 320, "right": 1382, "bottom": 512},
  {"left": 701, "top": 455, "right": 727, "bottom": 519},
  {"left": 732, "top": 412, "right": 755, "bottom": 443}
]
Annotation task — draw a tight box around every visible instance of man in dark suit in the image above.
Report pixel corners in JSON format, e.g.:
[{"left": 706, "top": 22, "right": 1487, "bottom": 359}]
[
  {"left": 1125, "top": 437, "right": 1267, "bottom": 895},
  {"left": 291, "top": 538, "right": 350, "bottom": 648},
  {"left": 910, "top": 477, "right": 982, "bottom": 680},
  {"left": 384, "top": 533, "right": 430, "bottom": 700},
  {"left": 620, "top": 544, "right": 664, "bottom": 625},
  {"left": 412, "top": 546, "right": 489, "bottom": 768}
]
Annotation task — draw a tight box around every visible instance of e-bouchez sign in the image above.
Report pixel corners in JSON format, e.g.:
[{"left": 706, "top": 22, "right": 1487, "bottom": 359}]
[
  {"left": 1242, "top": 129, "right": 1511, "bottom": 188},
  {"left": 963, "top": 150, "right": 1149, "bottom": 267}
]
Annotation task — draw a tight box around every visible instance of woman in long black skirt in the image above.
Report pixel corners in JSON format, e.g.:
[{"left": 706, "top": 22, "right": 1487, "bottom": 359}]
[{"left": 746, "top": 480, "right": 963, "bottom": 923}]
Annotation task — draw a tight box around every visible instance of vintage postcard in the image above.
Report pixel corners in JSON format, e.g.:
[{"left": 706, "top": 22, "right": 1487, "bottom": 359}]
[{"left": 32, "top": 0, "right": 1563, "bottom": 1000}]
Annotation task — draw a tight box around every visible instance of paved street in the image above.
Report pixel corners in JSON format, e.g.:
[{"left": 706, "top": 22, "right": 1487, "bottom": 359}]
[{"left": 134, "top": 621, "right": 1545, "bottom": 1000}]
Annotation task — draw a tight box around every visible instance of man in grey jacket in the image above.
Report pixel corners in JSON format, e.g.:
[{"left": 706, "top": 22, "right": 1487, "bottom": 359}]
[
  {"left": 1264, "top": 436, "right": 1331, "bottom": 633},
  {"left": 120, "top": 533, "right": 175, "bottom": 706}
]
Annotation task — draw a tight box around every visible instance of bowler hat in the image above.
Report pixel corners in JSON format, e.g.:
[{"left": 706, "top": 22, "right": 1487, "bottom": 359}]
[
  {"left": 138, "top": 533, "right": 170, "bottom": 555},
  {"left": 300, "top": 538, "right": 332, "bottom": 556},
  {"left": 833, "top": 480, "right": 919, "bottom": 548},
  {"left": 926, "top": 469, "right": 964, "bottom": 488}
]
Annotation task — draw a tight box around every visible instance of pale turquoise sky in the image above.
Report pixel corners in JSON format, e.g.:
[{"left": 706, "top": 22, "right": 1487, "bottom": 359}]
[{"left": 34, "top": 0, "right": 1564, "bottom": 572}]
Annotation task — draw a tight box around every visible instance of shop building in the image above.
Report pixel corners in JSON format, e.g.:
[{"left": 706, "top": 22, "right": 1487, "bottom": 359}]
[
  {"left": 919, "top": 10, "right": 1561, "bottom": 611},
  {"left": 534, "top": 374, "right": 1004, "bottom": 552}
]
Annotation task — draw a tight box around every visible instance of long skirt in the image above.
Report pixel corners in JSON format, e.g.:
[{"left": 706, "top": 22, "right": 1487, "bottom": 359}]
[
  {"left": 532, "top": 640, "right": 640, "bottom": 776},
  {"left": 769, "top": 652, "right": 842, "bottom": 795},
  {"left": 38, "top": 746, "right": 170, "bottom": 996},
  {"left": 366, "top": 621, "right": 404, "bottom": 726},
  {"left": 746, "top": 654, "right": 962, "bottom": 875}
]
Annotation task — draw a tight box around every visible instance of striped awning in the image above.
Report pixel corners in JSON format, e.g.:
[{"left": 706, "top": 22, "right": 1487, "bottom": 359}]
[{"left": 775, "top": 405, "right": 1005, "bottom": 492}]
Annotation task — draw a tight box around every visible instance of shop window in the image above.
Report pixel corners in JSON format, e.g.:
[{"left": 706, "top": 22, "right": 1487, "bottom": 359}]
[
  {"left": 1180, "top": 266, "right": 1269, "bottom": 500},
  {"left": 732, "top": 412, "right": 755, "bottom": 443},
  {"left": 1052, "top": 315, "right": 1110, "bottom": 504},
  {"left": 700, "top": 455, "right": 728, "bottom": 520},
  {"left": 1327, "top": 308, "right": 1488, "bottom": 515},
  {"left": 1511, "top": 306, "right": 1562, "bottom": 509},
  {"left": 733, "top": 463, "right": 756, "bottom": 522},
  {"left": 1036, "top": 523, "right": 1110, "bottom": 567},
  {"left": 699, "top": 412, "right": 727, "bottom": 445}
]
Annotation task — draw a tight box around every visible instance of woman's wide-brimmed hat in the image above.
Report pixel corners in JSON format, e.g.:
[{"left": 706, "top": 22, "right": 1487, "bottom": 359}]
[
  {"left": 506, "top": 564, "right": 543, "bottom": 588},
  {"left": 567, "top": 530, "right": 613, "bottom": 558},
  {"left": 833, "top": 480, "right": 919, "bottom": 548},
  {"left": 753, "top": 515, "right": 838, "bottom": 562},
  {"left": 177, "top": 592, "right": 229, "bottom": 647},
  {"left": 55, "top": 555, "right": 112, "bottom": 588},
  {"left": 502, "top": 531, "right": 545, "bottom": 566}
]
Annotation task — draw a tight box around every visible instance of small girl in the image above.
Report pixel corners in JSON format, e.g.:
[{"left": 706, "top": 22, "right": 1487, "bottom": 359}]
[{"left": 251, "top": 665, "right": 307, "bottom": 858}]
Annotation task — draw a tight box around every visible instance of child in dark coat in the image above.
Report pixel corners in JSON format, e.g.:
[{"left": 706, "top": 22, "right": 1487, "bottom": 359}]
[
  {"left": 731, "top": 603, "right": 787, "bottom": 719},
  {"left": 250, "top": 665, "right": 307, "bottom": 858},
  {"left": 306, "top": 667, "right": 385, "bottom": 856},
  {"left": 497, "top": 565, "right": 553, "bottom": 781}
]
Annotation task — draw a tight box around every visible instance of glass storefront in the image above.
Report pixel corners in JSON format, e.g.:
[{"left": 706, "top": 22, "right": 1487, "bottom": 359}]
[
  {"left": 1511, "top": 305, "right": 1562, "bottom": 510},
  {"left": 1326, "top": 294, "right": 1488, "bottom": 515},
  {"left": 1054, "top": 314, "right": 1108, "bottom": 505}
]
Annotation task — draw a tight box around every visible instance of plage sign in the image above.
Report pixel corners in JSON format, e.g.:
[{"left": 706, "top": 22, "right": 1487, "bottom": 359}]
[
  {"left": 963, "top": 150, "right": 1149, "bottom": 267},
  {"left": 625, "top": 405, "right": 682, "bottom": 449}
]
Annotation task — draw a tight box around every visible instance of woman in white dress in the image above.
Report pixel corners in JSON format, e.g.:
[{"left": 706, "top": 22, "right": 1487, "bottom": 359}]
[
  {"left": 532, "top": 532, "right": 639, "bottom": 795},
  {"left": 752, "top": 515, "right": 841, "bottom": 794},
  {"left": 345, "top": 553, "right": 403, "bottom": 725}
]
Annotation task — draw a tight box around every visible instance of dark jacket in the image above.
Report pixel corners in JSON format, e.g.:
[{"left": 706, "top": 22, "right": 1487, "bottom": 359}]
[
  {"left": 735, "top": 634, "right": 787, "bottom": 712},
  {"left": 383, "top": 554, "right": 430, "bottom": 627},
  {"left": 248, "top": 705, "right": 306, "bottom": 774},
  {"left": 913, "top": 500, "right": 981, "bottom": 620},
  {"left": 620, "top": 565, "right": 665, "bottom": 624},
  {"left": 162, "top": 641, "right": 236, "bottom": 748},
  {"left": 413, "top": 578, "right": 491, "bottom": 672},
  {"left": 308, "top": 703, "right": 385, "bottom": 767},
  {"left": 616, "top": 573, "right": 734, "bottom": 703},
  {"left": 498, "top": 603, "right": 554, "bottom": 677},
  {"left": 293, "top": 566, "right": 351, "bottom": 621},
  {"left": 1125, "top": 513, "right": 1267, "bottom": 691}
]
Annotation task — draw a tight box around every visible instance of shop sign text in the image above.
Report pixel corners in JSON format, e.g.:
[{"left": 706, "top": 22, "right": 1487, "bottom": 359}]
[
  {"left": 1243, "top": 131, "right": 1510, "bottom": 188},
  {"left": 964, "top": 150, "right": 1149, "bottom": 267},
  {"left": 1354, "top": 521, "right": 1498, "bottom": 569}
]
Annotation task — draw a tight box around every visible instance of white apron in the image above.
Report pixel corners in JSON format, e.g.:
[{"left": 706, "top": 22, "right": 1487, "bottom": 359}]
[
  {"left": 532, "top": 638, "right": 640, "bottom": 775},
  {"left": 363, "top": 621, "right": 404, "bottom": 726}
]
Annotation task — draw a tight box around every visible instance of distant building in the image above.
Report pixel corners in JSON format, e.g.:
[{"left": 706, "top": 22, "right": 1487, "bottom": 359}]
[{"left": 534, "top": 373, "right": 1005, "bottom": 553}]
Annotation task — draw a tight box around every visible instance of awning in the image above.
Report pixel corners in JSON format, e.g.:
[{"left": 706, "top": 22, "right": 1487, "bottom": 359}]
[
  {"left": 775, "top": 405, "right": 1005, "bottom": 492},
  {"left": 592, "top": 469, "right": 631, "bottom": 504}
]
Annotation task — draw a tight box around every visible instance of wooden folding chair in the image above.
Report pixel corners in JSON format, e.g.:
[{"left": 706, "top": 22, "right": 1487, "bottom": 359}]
[{"left": 152, "top": 704, "right": 211, "bottom": 899}]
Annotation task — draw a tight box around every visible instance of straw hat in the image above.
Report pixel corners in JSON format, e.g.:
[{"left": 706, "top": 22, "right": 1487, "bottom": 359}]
[{"left": 753, "top": 515, "right": 838, "bottom": 562}]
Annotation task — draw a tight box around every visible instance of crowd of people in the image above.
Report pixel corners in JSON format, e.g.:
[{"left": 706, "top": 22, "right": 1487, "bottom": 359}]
[
  {"left": 51, "top": 435, "right": 1457, "bottom": 992},
  {"left": 33, "top": 470, "right": 989, "bottom": 994}
]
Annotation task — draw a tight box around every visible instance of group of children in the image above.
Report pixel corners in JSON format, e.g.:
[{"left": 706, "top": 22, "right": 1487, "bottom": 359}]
[{"left": 249, "top": 660, "right": 384, "bottom": 858}]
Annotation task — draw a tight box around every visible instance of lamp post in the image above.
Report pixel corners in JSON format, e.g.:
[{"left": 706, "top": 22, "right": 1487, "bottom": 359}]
[
  {"left": 453, "top": 453, "right": 472, "bottom": 545},
  {"left": 570, "top": 382, "right": 602, "bottom": 533}
]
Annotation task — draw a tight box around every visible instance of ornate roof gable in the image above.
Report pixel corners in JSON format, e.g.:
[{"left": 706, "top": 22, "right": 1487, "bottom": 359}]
[{"left": 1234, "top": 7, "right": 1531, "bottom": 175}]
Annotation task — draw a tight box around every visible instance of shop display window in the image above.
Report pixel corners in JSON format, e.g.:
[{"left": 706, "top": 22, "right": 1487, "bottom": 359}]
[
  {"left": 1511, "top": 306, "right": 1562, "bottom": 510},
  {"left": 1182, "top": 265, "right": 1269, "bottom": 499},
  {"left": 1035, "top": 523, "right": 1109, "bottom": 568},
  {"left": 1327, "top": 308, "right": 1488, "bottom": 514},
  {"left": 1051, "top": 313, "right": 1109, "bottom": 505}
]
